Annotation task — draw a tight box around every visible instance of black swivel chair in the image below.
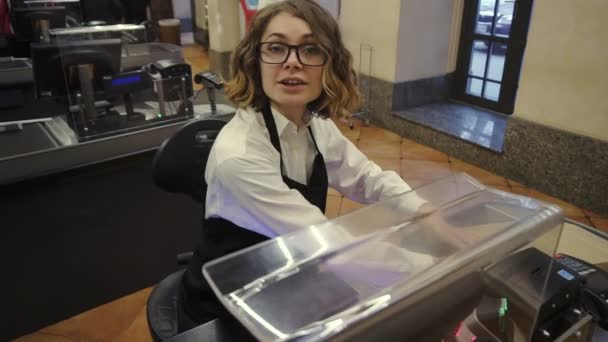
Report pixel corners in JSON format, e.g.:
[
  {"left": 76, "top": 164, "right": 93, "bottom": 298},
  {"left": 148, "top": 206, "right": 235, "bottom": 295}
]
[{"left": 146, "top": 118, "right": 228, "bottom": 341}]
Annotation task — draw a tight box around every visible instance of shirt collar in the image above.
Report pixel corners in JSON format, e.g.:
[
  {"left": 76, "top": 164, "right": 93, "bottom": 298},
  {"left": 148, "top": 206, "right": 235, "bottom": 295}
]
[{"left": 270, "top": 106, "right": 313, "bottom": 136}]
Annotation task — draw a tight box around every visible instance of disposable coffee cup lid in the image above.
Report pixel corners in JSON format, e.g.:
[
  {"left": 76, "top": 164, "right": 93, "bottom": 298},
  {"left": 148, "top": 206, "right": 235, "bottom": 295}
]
[{"left": 159, "top": 19, "right": 181, "bottom": 26}]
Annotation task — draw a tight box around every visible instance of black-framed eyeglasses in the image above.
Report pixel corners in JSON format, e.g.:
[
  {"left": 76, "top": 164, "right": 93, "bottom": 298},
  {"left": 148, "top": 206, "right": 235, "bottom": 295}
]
[{"left": 258, "top": 42, "right": 328, "bottom": 66}]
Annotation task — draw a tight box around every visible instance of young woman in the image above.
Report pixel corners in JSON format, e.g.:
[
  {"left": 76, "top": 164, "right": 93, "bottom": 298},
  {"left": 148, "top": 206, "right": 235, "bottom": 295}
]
[{"left": 179, "top": 0, "right": 428, "bottom": 330}]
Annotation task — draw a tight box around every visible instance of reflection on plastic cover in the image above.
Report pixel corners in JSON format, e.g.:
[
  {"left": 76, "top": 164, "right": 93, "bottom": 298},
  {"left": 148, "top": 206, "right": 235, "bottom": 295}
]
[{"left": 203, "top": 173, "right": 564, "bottom": 341}]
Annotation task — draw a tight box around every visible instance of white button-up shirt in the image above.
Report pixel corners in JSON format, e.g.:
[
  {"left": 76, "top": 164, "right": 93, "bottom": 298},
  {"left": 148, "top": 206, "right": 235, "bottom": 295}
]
[{"left": 205, "top": 106, "right": 424, "bottom": 238}]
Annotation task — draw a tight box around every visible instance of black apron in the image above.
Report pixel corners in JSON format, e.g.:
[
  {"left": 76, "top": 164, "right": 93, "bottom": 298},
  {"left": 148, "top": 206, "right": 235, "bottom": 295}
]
[{"left": 179, "top": 101, "right": 329, "bottom": 330}]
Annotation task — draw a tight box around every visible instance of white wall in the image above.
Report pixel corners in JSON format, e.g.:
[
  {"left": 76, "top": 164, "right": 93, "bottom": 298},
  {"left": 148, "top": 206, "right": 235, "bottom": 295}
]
[
  {"left": 395, "top": 0, "right": 455, "bottom": 83},
  {"left": 447, "top": 0, "right": 463, "bottom": 73},
  {"left": 172, "top": 0, "right": 191, "bottom": 19},
  {"left": 340, "top": 0, "right": 458, "bottom": 83},
  {"left": 339, "top": 0, "right": 402, "bottom": 82},
  {"left": 194, "top": 0, "right": 208, "bottom": 30},
  {"left": 316, "top": 0, "right": 340, "bottom": 19},
  {"left": 337, "top": 0, "right": 607, "bottom": 141},
  {"left": 172, "top": 0, "right": 193, "bottom": 32},
  {"left": 514, "top": 0, "right": 608, "bottom": 141},
  {"left": 207, "top": 0, "right": 241, "bottom": 52}
]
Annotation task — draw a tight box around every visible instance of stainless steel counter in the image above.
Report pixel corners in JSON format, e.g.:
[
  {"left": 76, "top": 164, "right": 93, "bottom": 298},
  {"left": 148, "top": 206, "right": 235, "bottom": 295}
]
[{"left": 0, "top": 95, "right": 235, "bottom": 185}]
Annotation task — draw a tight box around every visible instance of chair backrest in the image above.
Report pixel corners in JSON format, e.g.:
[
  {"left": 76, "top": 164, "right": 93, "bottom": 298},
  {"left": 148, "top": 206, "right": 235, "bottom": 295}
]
[{"left": 152, "top": 118, "right": 228, "bottom": 203}]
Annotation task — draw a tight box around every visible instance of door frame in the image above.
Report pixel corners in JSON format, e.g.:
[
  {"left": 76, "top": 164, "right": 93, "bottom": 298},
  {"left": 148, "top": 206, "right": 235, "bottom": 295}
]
[{"left": 453, "top": 0, "right": 534, "bottom": 114}]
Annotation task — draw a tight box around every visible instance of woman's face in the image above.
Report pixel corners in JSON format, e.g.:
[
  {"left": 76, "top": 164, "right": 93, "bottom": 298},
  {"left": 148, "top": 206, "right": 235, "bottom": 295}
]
[{"left": 259, "top": 12, "right": 324, "bottom": 116}]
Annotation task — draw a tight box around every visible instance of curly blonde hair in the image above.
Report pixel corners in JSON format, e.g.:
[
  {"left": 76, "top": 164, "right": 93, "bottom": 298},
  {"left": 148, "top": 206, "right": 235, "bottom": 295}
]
[{"left": 225, "top": 0, "right": 361, "bottom": 118}]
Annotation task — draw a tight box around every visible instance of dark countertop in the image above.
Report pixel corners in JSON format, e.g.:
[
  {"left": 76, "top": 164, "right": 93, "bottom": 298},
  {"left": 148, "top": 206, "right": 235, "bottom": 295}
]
[{"left": 0, "top": 90, "right": 235, "bottom": 340}]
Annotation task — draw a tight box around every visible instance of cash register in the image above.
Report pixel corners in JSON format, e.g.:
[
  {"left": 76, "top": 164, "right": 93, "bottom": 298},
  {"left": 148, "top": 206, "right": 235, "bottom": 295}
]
[{"left": 26, "top": 35, "right": 195, "bottom": 141}]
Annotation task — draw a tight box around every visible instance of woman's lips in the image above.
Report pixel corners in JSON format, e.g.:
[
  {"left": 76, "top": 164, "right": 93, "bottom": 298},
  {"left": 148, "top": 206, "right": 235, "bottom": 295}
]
[{"left": 278, "top": 81, "right": 307, "bottom": 91}]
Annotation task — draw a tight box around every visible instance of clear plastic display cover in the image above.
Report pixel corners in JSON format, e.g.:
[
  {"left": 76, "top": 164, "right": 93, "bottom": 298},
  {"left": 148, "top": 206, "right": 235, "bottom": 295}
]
[
  {"left": 203, "top": 173, "right": 565, "bottom": 341},
  {"left": 48, "top": 33, "right": 194, "bottom": 140},
  {"left": 50, "top": 24, "right": 147, "bottom": 44}
]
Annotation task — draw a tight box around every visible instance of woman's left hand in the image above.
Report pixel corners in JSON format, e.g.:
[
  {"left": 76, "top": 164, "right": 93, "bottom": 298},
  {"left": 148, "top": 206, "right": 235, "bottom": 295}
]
[{"left": 414, "top": 203, "right": 478, "bottom": 251}]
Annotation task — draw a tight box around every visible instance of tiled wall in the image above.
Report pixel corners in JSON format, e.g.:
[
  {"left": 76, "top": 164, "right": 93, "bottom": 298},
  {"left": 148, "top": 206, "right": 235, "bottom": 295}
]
[
  {"left": 391, "top": 74, "right": 453, "bottom": 111},
  {"left": 359, "top": 73, "right": 453, "bottom": 116},
  {"left": 357, "top": 74, "right": 394, "bottom": 118},
  {"left": 357, "top": 73, "right": 608, "bottom": 215},
  {"left": 362, "top": 79, "right": 608, "bottom": 215}
]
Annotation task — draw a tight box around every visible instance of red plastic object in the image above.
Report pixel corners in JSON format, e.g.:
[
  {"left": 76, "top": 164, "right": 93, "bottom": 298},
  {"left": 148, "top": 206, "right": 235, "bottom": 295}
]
[{"left": 239, "top": 0, "right": 258, "bottom": 31}]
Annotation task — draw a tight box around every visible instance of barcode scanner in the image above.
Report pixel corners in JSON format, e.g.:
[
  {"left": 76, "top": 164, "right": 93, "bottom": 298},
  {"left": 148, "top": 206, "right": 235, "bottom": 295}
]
[
  {"left": 194, "top": 71, "right": 225, "bottom": 115},
  {"left": 194, "top": 71, "right": 224, "bottom": 90}
]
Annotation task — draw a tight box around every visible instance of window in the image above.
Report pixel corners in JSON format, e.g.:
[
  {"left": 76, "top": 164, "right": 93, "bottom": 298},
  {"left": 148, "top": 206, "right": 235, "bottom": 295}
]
[{"left": 453, "top": 0, "right": 533, "bottom": 114}]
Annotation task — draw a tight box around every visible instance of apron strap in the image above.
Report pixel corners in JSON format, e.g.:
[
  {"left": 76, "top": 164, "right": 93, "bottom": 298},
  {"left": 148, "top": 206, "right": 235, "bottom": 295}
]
[
  {"left": 307, "top": 126, "right": 321, "bottom": 154},
  {"left": 261, "top": 101, "right": 286, "bottom": 175},
  {"left": 261, "top": 101, "right": 322, "bottom": 176}
]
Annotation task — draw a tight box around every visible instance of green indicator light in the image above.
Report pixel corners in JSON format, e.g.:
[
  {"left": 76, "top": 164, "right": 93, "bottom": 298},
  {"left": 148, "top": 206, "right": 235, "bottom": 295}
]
[
  {"left": 499, "top": 297, "right": 509, "bottom": 333},
  {"left": 499, "top": 298, "right": 508, "bottom": 316},
  {"left": 157, "top": 113, "right": 163, "bottom": 118}
]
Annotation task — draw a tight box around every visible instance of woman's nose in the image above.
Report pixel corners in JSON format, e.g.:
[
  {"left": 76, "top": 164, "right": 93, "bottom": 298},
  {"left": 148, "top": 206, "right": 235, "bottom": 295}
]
[{"left": 283, "top": 48, "right": 303, "bottom": 68}]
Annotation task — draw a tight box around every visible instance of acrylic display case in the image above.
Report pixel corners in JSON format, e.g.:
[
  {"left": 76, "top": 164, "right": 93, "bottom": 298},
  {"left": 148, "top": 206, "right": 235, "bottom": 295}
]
[
  {"left": 50, "top": 24, "right": 147, "bottom": 44},
  {"left": 203, "top": 173, "right": 565, "bottom": 341},
  {"left": 49, "top": 33, "right": 193, "bottom": 141}
]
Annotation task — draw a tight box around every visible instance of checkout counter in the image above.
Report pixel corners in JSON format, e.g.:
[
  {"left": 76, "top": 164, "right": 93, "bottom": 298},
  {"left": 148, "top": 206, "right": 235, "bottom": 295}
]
[
  {"left": 0, "top": 21, "right": 235, "bottom": 340},
  {"left": 168, "top": 174, "right": 608, "bottom": 341},
  {"left": 0, "top": 24, "right": 235, "bottom": 185}
]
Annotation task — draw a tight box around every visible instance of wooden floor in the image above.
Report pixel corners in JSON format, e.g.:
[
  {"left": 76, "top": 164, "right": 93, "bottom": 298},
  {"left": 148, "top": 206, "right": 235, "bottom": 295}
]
[
  {"left": 14, "top": 44, "right": 608, "bottom": 342},
  {"left": 181, "top": 44, "right": 209, "bottom": 91}
]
